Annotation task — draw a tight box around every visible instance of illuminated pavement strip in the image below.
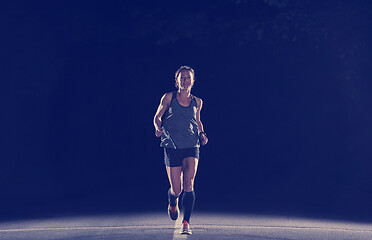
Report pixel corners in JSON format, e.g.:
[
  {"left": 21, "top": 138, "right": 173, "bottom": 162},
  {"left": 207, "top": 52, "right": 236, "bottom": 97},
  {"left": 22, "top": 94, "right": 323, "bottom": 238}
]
[
  {"left": 0, "top": 212, "right": 371, "bottom": 239},
  {"left": 0, "top": 225, "right": 371, "bottom": 233}
]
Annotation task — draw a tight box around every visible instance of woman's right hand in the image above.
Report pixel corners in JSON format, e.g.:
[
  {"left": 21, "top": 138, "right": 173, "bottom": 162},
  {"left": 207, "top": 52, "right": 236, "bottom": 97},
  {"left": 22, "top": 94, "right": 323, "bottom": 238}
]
[{"left": 155, "top": 128, "right": 163, "bottom": 137}]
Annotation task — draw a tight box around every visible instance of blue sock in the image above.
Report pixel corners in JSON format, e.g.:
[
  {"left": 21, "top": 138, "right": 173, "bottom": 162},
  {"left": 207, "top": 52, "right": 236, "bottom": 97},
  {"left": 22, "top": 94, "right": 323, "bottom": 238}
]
[
  {"left": 182, "top": 191, "right": 195, "bottom": 223},
  {"left": 168, "top": 188, "right": 178, "bottom": 206}
]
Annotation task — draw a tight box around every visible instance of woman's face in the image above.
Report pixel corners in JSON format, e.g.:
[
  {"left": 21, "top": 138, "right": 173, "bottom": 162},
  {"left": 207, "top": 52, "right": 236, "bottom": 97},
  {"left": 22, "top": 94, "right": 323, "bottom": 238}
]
[{"left": 176, "top": 70, "right": 194, "bottom": 90}]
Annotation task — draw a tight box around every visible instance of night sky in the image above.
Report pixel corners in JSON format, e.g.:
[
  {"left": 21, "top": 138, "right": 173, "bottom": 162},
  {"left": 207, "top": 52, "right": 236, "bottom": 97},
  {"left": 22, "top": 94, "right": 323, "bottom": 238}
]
[{"left": 1, "top": 0, "right": 372, "bottom": 221}]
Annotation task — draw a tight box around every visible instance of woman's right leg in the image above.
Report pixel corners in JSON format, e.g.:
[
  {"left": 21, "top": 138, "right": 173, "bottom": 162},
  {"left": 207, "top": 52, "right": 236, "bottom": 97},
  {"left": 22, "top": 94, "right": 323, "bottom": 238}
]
[
  {"left": 166, "top": 166, "right": 183, "bottom": 197},
  {"left": 166, "top": 166, "right": 183, "bottom": 220}
]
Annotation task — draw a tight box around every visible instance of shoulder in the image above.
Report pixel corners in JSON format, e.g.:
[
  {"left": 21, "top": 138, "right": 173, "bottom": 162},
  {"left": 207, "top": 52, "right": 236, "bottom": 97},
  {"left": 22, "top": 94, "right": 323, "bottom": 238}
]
[
  {"left": 193, "top": 96, "right": 203, "bottom": 109},
  {"left": 161, "top": 92, "right": 173, "bottom": 106}
]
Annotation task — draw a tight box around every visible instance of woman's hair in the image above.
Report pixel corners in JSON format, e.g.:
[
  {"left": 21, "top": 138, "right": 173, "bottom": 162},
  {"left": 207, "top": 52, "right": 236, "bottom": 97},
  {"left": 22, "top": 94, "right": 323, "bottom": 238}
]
[{"left": 174, "top": 66, "right": 195, "bottom": 88}]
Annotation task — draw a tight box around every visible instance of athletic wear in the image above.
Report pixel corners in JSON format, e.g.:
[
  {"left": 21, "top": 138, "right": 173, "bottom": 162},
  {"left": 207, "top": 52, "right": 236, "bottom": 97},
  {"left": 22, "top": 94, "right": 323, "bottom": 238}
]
[
  {"left": 168, "top": 188, "right": 178, "bottom": 206},
  {"left": 168, "top": 188, "right": 179, "bottom": 220},
  {"left": 181, "top": 220, "right": 192, "bottom": 235},
  {"left": 159, "top": 91, "right": 201, "bottom": 230},
  {"left": 168, "top": 204, "right": 179, "bottom": 221},
  {"left": 164, "top": 147, "right": 199, "bottom": 167},
  {"left": 182, "top": 191, "right": 195, "bottom": 223},
  {"left": 161, "top": 92, "right": 200, "bottom": 149}
]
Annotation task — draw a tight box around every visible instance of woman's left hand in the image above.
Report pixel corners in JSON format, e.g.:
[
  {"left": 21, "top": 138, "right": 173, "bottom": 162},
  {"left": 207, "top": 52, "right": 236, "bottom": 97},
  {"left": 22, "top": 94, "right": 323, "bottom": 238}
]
[{"left": 200, "top": 134, "right": 208, "bottom": 146}]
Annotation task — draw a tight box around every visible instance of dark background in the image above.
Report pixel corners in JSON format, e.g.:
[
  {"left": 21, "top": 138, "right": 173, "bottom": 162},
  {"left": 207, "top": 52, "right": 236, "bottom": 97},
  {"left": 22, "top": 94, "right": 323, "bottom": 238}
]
[{"left": 1, "top": 0, "right": 372, "bottom": 221}]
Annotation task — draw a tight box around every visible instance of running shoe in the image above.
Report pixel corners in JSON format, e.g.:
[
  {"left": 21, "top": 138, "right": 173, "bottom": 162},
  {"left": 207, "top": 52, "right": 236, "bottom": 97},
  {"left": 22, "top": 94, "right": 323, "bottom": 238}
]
[
  {"left": 168, "top": 204, "right": 179, "bottom": 220},
  {"left": 180, "top": 220, "right": 192, "bottom": 235}
]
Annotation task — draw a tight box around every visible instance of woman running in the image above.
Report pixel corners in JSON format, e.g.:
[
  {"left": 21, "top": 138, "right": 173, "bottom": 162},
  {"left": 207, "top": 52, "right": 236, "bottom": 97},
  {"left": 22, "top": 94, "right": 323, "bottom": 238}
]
[{"left": 153, "top": 66, "right": 208, "bottom": 235}]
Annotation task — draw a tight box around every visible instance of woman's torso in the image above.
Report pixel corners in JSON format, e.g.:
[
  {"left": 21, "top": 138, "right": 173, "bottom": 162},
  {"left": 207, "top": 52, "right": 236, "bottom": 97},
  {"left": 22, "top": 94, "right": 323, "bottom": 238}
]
[{"left": 160, "top": 91, "right": 200, "bottom": 149}]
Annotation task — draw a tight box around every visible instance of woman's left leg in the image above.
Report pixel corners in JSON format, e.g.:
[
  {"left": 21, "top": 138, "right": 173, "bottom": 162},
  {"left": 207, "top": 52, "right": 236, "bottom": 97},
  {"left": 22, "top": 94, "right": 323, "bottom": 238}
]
[{"left": 181, "top": 157, "right": 198, "bottom": 224}]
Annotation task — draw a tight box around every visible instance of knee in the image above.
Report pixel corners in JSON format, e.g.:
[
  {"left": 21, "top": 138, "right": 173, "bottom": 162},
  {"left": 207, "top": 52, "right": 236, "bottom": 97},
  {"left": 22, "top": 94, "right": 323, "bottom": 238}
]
[
  {"left": 171, "top": 187, "right": 182, "bottom": 197},
  {"left": 183, "top": 181, "right": 194, "bottom": 192}
]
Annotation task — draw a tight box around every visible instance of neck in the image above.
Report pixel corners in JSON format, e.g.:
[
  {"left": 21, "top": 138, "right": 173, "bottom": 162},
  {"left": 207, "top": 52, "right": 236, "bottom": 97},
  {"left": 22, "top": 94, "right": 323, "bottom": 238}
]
[{"left": 178, "top": 88, "right": 191, "bottom": 98}]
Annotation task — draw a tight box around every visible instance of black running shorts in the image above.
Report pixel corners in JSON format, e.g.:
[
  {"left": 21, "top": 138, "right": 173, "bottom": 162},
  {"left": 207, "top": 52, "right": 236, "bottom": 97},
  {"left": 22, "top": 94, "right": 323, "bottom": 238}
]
[{"left": 163, "top": 147, "right": 200, "bottom": 167}]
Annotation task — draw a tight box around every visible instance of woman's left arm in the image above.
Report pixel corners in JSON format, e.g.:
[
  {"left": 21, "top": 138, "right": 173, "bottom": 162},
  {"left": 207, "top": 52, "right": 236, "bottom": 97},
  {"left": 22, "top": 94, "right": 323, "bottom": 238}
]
[{"left": 195, "top": 97, "right": 208, "bottom": 146}]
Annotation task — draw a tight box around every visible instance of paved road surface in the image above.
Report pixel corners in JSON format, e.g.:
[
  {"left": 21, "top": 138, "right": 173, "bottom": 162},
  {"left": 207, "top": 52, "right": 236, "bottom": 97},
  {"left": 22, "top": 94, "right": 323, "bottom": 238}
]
[{"left": 0, "top": 212, "right": 371, "bottom": 239}]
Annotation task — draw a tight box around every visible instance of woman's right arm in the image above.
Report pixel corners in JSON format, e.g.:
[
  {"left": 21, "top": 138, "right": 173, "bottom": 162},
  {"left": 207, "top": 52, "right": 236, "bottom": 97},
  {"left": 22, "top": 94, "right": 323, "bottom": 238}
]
[{"left": 153, "top": 93, "right": 172, "bottom": 137}]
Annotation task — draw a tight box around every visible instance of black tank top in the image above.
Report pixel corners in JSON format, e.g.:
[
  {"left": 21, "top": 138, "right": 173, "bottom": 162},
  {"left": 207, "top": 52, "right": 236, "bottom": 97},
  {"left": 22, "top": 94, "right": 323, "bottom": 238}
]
[{"left": 160, "top": 92, "right": 200, "bottom": 149}]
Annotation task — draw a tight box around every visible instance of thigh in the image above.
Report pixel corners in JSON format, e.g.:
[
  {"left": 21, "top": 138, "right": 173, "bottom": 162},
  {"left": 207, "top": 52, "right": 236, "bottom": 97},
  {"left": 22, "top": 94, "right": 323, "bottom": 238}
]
[
  {"left": 181, "top": 148, "right": 199, "bottom": 176},
  {"left": 182, "top": 157, "right": 199, "bottom": 184}
]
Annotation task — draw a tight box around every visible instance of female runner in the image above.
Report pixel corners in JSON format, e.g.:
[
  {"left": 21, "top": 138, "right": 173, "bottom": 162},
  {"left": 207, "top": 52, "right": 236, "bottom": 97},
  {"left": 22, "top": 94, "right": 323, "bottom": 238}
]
[{"left": 153, "top": 66, "right": 208, "bottom": 235}]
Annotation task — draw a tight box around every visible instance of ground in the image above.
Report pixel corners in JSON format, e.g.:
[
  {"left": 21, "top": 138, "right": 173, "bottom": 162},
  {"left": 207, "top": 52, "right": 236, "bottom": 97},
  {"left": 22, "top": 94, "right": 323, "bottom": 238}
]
[{"left": 0, "top": 212, "right": 371, "bottom": 240}]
